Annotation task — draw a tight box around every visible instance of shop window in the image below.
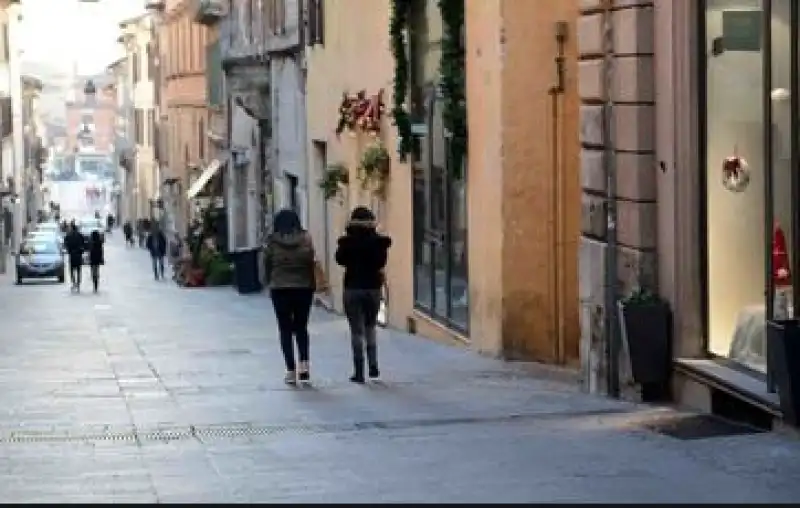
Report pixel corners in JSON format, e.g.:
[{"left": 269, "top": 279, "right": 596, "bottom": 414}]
[
  {"left": 409, "top": 0, "right": 468, "bottom": 332},
  {"left": 412, "top": 87, "right": 469, "bottom": 331},
  {"left": 703, "top": 0, "right": 795, "bottom": 374}
]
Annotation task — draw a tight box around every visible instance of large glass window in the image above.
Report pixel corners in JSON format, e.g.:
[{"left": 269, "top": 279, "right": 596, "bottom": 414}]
[
  {"left": 410, "top": 0, "right": 469, "bottom": 331},
  {"left": 704, "top": 0, "right": 796, "bottom": 374}
]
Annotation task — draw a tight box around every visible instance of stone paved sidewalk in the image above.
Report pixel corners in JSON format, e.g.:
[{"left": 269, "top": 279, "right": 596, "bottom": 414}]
[{"left": 0, "top": 237, "right": 797, "bottom": 502}]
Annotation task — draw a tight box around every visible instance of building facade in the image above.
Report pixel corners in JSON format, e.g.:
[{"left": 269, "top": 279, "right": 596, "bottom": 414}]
[
  {"left": 306, "top": 0, "right": 582, "bottom": 364},
  {"left": 148, "top": 0, "right": 219, "bottom": 240},
  {"left": 0, "top": 0, "right": 19, "bottom": 259},
  {"left": 108, "top": 56, "right": 135, "bottom": 225},
  {"left": 20, "top": 75, "right": 44, "bottom": 225},
  {"left": 217, "top": 0, "right": 273, "bottom": 256},
  {"left": 118, "top": 14, "right": 158, "bottom": 224},
  {"left": 64, "top": 79, "right": 116, "bottom": 156},
  {"left": 577, "top": 0, "right": 800, "bottom": 427}
]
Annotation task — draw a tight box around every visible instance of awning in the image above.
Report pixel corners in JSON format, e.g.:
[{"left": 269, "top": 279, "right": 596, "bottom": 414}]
[{"left": 187, "top": 158, "right": 223, "bottom": 200}]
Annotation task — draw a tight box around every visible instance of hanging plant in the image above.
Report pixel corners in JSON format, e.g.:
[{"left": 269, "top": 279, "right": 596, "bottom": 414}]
[
  {"left": 390, "top": 0, "right": 413, "bottom": 161},
  {"left": 359, "top": 141, "right": 391, "bottom": 198},
  {"left": 438, "top": 0, "right": 467, "bottom": 179},
  {"left": 318, "top": 163, "right": 350, "bottom": 200},
  {"left": 335, "top": 90, "right": 385, "bottom": 137}
]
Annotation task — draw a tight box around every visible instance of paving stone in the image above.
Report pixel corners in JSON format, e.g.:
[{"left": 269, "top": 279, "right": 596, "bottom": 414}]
[{"left": 0, "top": 238, "right": 797, "bottom": 502}]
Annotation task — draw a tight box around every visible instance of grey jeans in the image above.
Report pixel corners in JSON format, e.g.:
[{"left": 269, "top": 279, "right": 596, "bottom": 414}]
[{"left": 343, "top": 289, "right": 382, "bottom": 372}]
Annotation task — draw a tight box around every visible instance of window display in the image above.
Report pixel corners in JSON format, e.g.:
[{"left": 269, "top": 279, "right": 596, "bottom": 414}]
[{"left": 704, "top": 0, "right": 795, "bottom": 374}]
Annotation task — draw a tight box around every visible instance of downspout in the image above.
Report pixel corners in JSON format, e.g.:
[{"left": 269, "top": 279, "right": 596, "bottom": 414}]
[
  {"left": 548, "top": 21, "right": 568, "bottom": 364},
  {"left": 602, "top": 0, "right": 620, "bottom": 397}
]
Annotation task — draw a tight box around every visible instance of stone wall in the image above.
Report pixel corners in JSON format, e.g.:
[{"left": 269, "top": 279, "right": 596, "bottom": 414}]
[{"left": 577, "top": 0, "right": 657, "bottom": 395}]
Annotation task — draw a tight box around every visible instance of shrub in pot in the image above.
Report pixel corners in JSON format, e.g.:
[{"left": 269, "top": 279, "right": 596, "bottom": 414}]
[{"left": 618, "top": 287, "right": 673, "bottom": 393}]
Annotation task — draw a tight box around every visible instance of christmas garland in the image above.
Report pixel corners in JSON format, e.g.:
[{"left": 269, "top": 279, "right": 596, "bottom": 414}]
[
  {"left": 390, "top": 0, "right": 413, "bottom": 161},
  {"left": 437, "top": 0, "right": 467, "bottom": 179}
]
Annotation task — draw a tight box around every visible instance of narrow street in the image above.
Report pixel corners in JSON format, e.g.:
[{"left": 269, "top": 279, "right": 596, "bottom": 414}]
[{"left": 0, "top": 237, "right": 796, "bottom": 503}]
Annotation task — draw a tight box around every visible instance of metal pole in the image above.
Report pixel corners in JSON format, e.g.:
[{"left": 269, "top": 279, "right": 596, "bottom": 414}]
[
  {"left": 764, "top": 0, "right": 776, "bottom": 392},
  {"left": 602, "top": 0, "right": 620, "bottom": 398}
]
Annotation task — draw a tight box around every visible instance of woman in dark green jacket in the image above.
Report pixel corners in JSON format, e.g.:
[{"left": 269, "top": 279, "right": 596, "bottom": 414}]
[{"left": 264, "top": 208, "right": 316, "bottom": 384}]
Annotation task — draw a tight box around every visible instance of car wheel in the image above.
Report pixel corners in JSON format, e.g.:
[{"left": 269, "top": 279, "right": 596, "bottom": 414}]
[{"left": 57, "top": 273, "right": 65, "bottom": 283}]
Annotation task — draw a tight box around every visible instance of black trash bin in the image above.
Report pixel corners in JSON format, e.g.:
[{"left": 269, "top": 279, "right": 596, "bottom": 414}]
[
  {"left": 767, "top": 319, "right": 800, "bottom": 426},
  {"left": 232, "top": 247, "right": 263, "bottom": 294}
]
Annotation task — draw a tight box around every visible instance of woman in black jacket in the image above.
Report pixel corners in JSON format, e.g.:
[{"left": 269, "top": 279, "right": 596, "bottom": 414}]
[
  {"left": 87, "top": 230, "right": 104, "bottom": 293},
  {"left": 335, "top": 207, "right": 392, "bottom": 383}
]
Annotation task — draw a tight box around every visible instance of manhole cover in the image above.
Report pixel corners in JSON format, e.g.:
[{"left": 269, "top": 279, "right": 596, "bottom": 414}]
[{"left": 638, "top": 414, "right": 767, "bottom": 440}]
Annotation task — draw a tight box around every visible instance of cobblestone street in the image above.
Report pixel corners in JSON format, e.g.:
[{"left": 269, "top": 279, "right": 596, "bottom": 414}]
[{"left": 0, "top": 237, "right": 797, "bottom": 502}]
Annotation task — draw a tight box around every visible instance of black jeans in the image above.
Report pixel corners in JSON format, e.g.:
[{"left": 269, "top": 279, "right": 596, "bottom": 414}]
[
  {"left": 343, "top": 289, "right": 382, "bottom": 374},
  {"left": 270, "top": 288, "right": 314, "bottom": 372},
  {"left": 90, "top": 264, "right": 100, "bottom": 291},
  {"left": 69, "top": 262, "right": 82, "bottom": 287},
  {"left": 151, "top": 255, "right": 165, "bottom": 279}
]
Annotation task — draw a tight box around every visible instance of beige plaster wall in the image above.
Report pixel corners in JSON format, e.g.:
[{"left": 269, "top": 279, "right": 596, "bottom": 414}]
[{"left": 306, "top": 0, "right": 581, "bottom": 365}]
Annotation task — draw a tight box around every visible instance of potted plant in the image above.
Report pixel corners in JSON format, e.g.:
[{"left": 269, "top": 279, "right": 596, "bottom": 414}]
[
  {"left": 766, "top": 319, "right": 800, "bottom": 426},
  {"left": 318, "top": 163, "right": 350, "bottom": 200},
  {"left": 359, "top": 141, "right": 391, "bottom": 197},
  {"left": 205, "top": 253, "right": 234, "bottom": 286},
  {"left": 618, "top": 287, "right": 673, "bottom": 399}
]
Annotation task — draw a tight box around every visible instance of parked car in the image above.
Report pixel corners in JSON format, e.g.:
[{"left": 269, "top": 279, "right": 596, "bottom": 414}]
[
  {"left": 35, "top": 221, "right": 64, "bottom": 239},
  {"left": 15, "top": 239, "right": 65, "bottom": 284},
  {"left": 26, "top": 229, "right": 63, "bottom": 248}
]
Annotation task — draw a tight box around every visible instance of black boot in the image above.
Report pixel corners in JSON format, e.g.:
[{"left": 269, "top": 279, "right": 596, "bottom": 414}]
[{"left": 350, "top": 357, "right": 365, "bottom": 384}]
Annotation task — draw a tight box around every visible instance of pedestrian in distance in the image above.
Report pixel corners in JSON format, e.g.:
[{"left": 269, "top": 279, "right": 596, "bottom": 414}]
[
  {"left": 106, "top": 213, "right": 114, "bottom": 235},
  {"left": 63, "top": 221, "right": 86, "bottom": 292},
  {"left": 122, "top": 220, "right": 134, "bottom": 247},
  {"left": 335, "top": 206, "right": 392, "bottom": 383},
  {"left": 264, "top": 208, "right": 316, "bottom": 385},
  {"left": 87, "top": 230, "right": 104, "bottom": 293},
  {"left": 146, "top": 223, "right": 168, "bottom": 280}
]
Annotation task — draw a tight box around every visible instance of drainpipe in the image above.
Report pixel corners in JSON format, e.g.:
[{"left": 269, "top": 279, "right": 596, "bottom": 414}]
[
  {"left": 602, "top": 0, "right": 621, "bottom": 398},
  {"left": 549, "top": 21, "right": 568, "bottom": 364}
]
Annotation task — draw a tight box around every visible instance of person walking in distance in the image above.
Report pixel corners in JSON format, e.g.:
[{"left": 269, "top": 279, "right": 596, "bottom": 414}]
[
  {"left": 63, "top": 221, "right": 86, "bottom": 292},
  {"left": 122, "top": 220, "right": 134, "bottom": 247},
  {"left": 264, "top": 208, "right": 316, "bottom": 385},
  {"left": 87, "top": 230, "right": 104, "bottom": 293},
  {"left": 146, "top": 223, "right": 168, "bottom": 280},
  {"left": 335, "top": 207, "right": 392, "bottom": 383}
]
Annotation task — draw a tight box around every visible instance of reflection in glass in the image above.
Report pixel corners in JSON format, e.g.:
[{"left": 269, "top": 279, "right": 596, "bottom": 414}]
[
  {"left": 771, "top": 0, "right": 794, "bottom": 342},
  {"left": 432, "top": 241, "right": 447, "bottom": 317},
  {"left": 449, "top": 170, "right": 469, "bottom": 328},
  {"left": 413, "top": 162, "right": 432, "bottom": 309},
  {"left": 705, "top": 0, "right": 767, "bottom": 371}
]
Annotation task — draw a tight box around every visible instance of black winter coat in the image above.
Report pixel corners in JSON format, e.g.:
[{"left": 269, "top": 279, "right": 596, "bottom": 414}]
[
  {"left": 335, "top": 223, "right": 392, "bottom": 290},
  {"left": 147, "top": 231, "right": 167, "bottom": 258},
  {"left": 63, "top": 230, "right": 86, "bottom": 265},
  {"left": 87, "top": 234, "right": 104, "bottom": 266}
]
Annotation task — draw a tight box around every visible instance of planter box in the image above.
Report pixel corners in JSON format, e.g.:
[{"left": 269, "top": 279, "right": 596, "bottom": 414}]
[
  {"left": 619, "top": 300, "right": 673, "bottom": 386},
  {"left": 766, "top": 319, "right": 800, "bottom": 426}
]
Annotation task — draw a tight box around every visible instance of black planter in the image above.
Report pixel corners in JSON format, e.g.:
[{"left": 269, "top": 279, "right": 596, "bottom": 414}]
[
  {"left": 231, "top": 247, "right": 263, "bottom": 295},
  {"left": 619, "top": 300, "right": 673, "bottom": 386},
  {"left": 766, "top": 319, "right": 800, "bottom": 426}
]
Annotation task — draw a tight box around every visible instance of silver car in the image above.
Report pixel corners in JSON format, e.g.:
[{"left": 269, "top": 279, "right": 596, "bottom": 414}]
[{"left": 15, "top": 239, "right": 66, "bottom": 284}]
